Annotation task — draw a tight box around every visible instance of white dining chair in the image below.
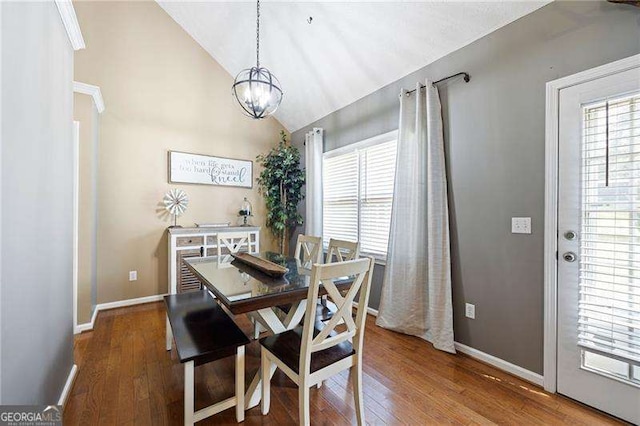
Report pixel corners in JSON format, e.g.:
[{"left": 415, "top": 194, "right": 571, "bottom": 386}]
[
  {"left": 216, "top": 231, "right": 254, "bottom": 261},
  {"left": 326, "top": 238, "right": 360, "bottom": 263},
  {"left": 277, "top": 234, "right": 326, "bottom": 344},
  {"left": 294, "top": 234, "right": 323, "bottom": 270},
  {"left": 321, "top": 238, "right": 360, "bottom": 319},
  {"left": 259, "top": 257, "right": 375, "bottom": 426}
]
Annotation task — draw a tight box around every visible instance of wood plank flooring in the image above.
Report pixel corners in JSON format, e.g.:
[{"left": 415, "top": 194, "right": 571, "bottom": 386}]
[{"left": 64, "top": 302, "right": 623, "bottom": 425}]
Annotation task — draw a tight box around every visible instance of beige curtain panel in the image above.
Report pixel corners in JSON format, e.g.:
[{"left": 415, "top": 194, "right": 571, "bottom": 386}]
[{"left": 376, "top": 80, "right": 455, "bottom": 354}]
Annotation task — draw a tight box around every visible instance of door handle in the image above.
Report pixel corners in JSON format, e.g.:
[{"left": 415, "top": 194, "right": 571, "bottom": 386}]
[{"left": 563, "top": 252, "right": 577, "bottom": 263}]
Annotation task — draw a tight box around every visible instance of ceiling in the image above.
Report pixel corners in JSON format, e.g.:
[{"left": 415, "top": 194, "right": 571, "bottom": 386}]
[{"left": 158, "top": 1, "right": 550, "bottom": 132}]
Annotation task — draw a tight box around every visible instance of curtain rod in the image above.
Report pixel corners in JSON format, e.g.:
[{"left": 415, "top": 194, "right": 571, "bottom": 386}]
[{"left": 405, "top": 72, "right": 471, "bottom": 95}]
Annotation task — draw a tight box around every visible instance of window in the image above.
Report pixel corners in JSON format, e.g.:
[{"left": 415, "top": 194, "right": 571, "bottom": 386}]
[
  {"left": 579, "top": 92, "right": 640, "bottom": 385},
  {"left": 322, "top": 132, "right": 397, "bottom": 259}
]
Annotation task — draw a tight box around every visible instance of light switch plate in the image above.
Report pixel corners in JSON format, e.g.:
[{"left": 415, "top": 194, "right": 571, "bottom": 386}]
[
  {"left": 465, "top": 303, "right": 475, "bottom": 319},
  {"left": 129, "top": 270, "right": 137, "bottom": 281},
  {"left": 511, "top": 217, "right": 531, "bottom": 234}
]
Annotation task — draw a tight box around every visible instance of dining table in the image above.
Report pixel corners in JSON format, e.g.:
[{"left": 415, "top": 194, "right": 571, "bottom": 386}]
[{"left": 181, "top": 251, "right": 354, "bottom": 410}]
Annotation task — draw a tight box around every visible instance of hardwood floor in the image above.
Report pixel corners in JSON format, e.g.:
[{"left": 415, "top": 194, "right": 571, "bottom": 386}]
[{"left": 64, "top": 302, "right": 622, "bottom": 425}]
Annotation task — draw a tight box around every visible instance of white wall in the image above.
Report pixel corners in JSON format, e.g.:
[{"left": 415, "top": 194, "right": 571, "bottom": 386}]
[{"left": 0, "top": 1, "right": 75, "bottom": 403}]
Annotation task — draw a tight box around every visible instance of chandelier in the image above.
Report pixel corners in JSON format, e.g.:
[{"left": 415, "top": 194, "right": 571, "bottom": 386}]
[{"left": 232, "top": 0, "right": 283, "bottom": 119}]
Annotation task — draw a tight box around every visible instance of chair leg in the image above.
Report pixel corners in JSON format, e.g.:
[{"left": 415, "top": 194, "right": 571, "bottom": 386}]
[
  {"left": 184, "top": 361, "right": 195, "bottom": 426},
  {"left": 165, "top": 315, "right": 172, "bottom": 351},
  {"left": 298, "top": 384, "right": 310, "bottom": 426},
  {"left": 351, "top": 364, "right": 364, "bottom": 426},
  {"left": 254, "top": 322, "right": 261, "bottom": 340},
  {"left": 261, "top": 348, "right": 271, "bottom": 415},
  {"left": 235, "top": 346, "right": 245, "bottom": 423}
]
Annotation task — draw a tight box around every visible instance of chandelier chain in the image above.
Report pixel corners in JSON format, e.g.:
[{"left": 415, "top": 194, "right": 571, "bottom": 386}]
[
  {"left": 231, "top": 0, "right": 282, "bottom": 119},
  {"left": 256, "top": 0, "right": 260, "bottom": 68}
]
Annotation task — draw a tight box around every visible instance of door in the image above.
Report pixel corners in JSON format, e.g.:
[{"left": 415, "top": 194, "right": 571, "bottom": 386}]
[{"left": 557, "top": 67, "right": 640, "bottom": 423}]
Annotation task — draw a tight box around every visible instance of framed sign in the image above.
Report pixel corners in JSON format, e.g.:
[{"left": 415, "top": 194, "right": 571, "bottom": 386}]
[{"left": 168, "top": 151, "right": 253, "bottom": 188}]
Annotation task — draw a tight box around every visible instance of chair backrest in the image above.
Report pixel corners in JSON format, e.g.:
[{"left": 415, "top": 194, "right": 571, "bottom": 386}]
[
  {"left": 326, "top": 238, "right": 360, "bottom": 263},
  {"left": 299, "top": 257, "right": 375, "bottom": 374},
  {"left": 294, "top": 234, "right": 323, "bottom": 270},
  {"left": 217, "top": 231, "right": 253, "bottom": 260}
]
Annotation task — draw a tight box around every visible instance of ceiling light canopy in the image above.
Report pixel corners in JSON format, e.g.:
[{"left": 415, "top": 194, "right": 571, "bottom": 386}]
[{"left": 232, "top": 0, "right": 283, "bottom": 119}]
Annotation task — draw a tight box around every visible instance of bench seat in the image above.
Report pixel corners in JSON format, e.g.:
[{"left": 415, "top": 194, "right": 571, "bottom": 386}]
[
  {"left": 164, "top": 290, "right": 250, "bottom": 425},
  {"left": 165, "top": 290, "right": 250, "bottom": 364}
]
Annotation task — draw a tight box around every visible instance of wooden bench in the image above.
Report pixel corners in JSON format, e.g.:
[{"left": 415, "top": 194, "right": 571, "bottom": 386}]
[{"left": 164, "top": 290, "right": 250, "bottom": 425}]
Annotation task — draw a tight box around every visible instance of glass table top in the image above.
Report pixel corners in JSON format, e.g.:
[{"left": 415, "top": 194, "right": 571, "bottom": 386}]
[{"left": 184, "top": 252, "right": 353, "bottom": 314}]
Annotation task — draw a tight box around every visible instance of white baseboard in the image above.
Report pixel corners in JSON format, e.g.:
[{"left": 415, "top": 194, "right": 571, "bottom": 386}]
[
  {"left": 454, "top": 342, "right": 544, "bottom": 386},
  {"left": 58, "top": 364, "right": 77, "bottom": 406},
  {"left": 75, "top": 306, "right": 98, "bottom": 334},
  {"left": 74, "top": 294, "right": 166, "bottom": 334},
  {"left": 352, "top": 301, "right": 379, "bottom": 317},
  {"left": 97, "top": 294, "right": 165, "bottom": 311}
]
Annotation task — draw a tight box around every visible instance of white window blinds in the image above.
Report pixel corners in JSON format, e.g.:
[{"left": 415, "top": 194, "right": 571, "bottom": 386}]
[
  {"left": 323, "top": 151, "right": 359, "bottom": 245},
  {"left": 323, "top": 139, "right": 397, "bottom": 258},
  {"left": 579, "top": 92, "right": 640, "bottom": 366}
]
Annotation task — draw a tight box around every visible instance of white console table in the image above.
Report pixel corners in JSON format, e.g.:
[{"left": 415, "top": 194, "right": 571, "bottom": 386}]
[{"left": 166, "top": 226, "right": 260, "bottom": 350}]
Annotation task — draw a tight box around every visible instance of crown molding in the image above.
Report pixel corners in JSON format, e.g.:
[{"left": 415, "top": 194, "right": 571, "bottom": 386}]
[
  {"left": 73, "top": 82, "right": 105, "bottom": 113},
  {"left": 54, "top": 0, "right": 85, "bottom": 51}
]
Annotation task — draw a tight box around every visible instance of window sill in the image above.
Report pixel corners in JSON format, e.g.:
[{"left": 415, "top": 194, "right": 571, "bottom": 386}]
[
  {"left": 322, "top": 248, "right": 387, "bottom": 266},
  {"left": 373, "top": 258, "right": 386, "bottom": 266},
  {"left": 362, "top": 253, "right": 387, "bottom": 266}
]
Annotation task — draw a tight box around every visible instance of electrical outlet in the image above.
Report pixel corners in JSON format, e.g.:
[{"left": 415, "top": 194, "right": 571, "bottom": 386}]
[
  {"left": 511, "top": 217, "right": 531, "bottom": 234},
  {"left": 129, "top": 270, "right": 137, "bottom": 281},
  {"left": 465, "top": 303, "right": 476, "bottom": 319}
]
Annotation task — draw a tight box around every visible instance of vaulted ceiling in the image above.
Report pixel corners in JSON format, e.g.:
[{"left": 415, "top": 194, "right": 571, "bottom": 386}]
[{"left": 158, "top": 1, "right": 550, "bottom": 131}]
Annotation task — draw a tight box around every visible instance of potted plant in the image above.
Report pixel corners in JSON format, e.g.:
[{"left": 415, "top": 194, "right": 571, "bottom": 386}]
[{"left": 256, "top": 131, "right": 305, "bottom": 255}]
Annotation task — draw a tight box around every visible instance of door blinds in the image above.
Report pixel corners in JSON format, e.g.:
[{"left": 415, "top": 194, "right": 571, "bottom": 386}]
[{"left": 579, "top": 92, "right": 640, "bottom": 365}]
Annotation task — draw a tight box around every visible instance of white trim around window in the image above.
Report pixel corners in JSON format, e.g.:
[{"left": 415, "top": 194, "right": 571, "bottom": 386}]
[
  {"left": 323, "top": 130, "right": 398, "bottom": 262},
  {"left": 324, "top": 130, "right": 398, "bottom": 158}
]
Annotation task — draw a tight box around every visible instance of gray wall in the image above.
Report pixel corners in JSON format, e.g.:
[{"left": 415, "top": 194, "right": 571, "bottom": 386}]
[
  {"left": 291, "top": 1, "right": 640, "bottom": 374},
  {"left": 1, "top": 2, "right": 75, "bottom": 403}
]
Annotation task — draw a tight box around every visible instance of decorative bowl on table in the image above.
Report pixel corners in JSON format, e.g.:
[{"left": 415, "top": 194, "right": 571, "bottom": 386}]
[{"left": 231, "top": 253, "right": 288, "bottom": 278}]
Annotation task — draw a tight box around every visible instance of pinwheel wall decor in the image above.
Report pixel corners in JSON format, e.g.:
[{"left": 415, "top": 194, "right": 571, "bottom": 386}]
[{"left": 163, "top": 189, "right": 189, "bottom": 228}]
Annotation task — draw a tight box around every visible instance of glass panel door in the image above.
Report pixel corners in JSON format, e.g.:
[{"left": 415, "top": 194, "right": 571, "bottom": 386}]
[{"left": 557, "top": 67, "right": 640, "bottom": 424}]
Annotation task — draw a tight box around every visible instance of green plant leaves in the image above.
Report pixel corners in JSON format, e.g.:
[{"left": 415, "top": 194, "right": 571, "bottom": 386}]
[{"left": 256, "top": 131, "right": 305, "bottom": 253}]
